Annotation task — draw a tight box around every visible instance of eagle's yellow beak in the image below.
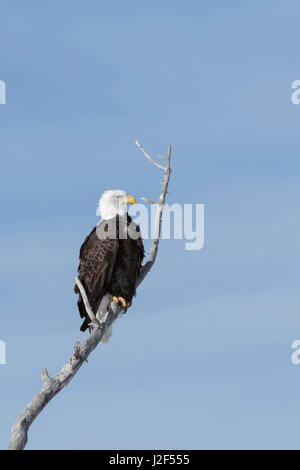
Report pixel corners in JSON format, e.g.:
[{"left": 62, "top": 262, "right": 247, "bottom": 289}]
[{"left": 127, "top": 195, "right": 136, "bottom": 204}]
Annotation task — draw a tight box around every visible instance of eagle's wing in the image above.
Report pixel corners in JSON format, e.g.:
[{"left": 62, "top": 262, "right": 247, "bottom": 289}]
[
  {"left": 125, "top": 216, "right": 145, "bottom": 290},
  {"left": 75, "top": 222, "right": 118, "bottom": 331},
  {"left": 133, "top": 224, "right": 145, "bottom": 289},
  {"left": 127, "top": 217, "right": 145, "bottom": 265}
]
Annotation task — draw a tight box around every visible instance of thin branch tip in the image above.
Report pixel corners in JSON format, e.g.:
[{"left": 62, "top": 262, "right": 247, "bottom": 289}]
[
  {"left": 75, "top": 276, "right": 97, "bottom": 324},
  {"left": 135, "top": 139, "right": 167, "bottom": 171},
  {"left": 41, "top": 367, "right": 52, "bottom": 385},
  {"left": 141, "top": 197, "right": 158, "bottom": 205}
]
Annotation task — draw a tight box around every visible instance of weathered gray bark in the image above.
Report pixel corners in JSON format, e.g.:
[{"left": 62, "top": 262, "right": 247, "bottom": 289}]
[{"left": 8, "top": 142, "right": 172, "bottom": 450}]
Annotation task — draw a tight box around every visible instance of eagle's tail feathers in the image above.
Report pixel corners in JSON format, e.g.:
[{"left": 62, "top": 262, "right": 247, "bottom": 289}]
[{"left": 80, "top": 317, "right": 90, "bottom": 332}]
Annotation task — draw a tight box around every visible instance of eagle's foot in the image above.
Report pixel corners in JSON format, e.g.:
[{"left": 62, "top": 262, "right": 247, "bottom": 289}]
[{"left": 111, "top": 296, "right": 130, "bottom": 310}]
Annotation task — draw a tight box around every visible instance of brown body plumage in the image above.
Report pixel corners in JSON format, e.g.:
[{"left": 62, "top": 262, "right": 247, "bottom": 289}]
[{"left": 74, "top": 214, "right": 144, "bottom": 331}]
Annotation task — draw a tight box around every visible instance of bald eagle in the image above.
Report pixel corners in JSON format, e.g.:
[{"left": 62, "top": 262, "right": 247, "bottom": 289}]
[{"left": 74, "top": 190, "right": 145, "bottom": 335}]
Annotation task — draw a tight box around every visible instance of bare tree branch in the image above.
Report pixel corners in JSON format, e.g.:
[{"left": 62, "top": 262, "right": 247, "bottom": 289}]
[
  {"left": 137, "top": 144, "right": 171, "bottom": 285},
  {"left": 8, "top": 142, "right": 172, "bottom": 451},
  {"left": 135, "top": 140, "right": 167, "bottom": 171},
  {"left": 74, "top": 276, "right": 97, "bottom": 325},
  {"left": 140, "top": 197, "right": 158, "bottom": 205}
]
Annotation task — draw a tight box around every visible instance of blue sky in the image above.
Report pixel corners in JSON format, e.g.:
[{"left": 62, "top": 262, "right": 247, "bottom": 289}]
[{"left": 1, "top": 0, "right": 300, "bottom": 449}]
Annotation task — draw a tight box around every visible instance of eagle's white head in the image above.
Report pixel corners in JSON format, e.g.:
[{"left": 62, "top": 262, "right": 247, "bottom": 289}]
[{"left": 96, "top": 190, "right": 136, "bottom": 220}]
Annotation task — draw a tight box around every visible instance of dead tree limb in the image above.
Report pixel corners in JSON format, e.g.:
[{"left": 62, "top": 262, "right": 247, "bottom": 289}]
[{"left": 8, "top": 142, "right": 172, "bottom": 450}]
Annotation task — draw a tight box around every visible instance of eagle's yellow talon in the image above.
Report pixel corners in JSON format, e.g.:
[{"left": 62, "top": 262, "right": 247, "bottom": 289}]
[{"left": 112, "top": 296, "right": 127, "bottom": 308}]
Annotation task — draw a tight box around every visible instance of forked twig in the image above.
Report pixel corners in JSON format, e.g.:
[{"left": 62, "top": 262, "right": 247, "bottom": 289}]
[{"left": 135, "top": 140, "right": 167, "bottom": 171}]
